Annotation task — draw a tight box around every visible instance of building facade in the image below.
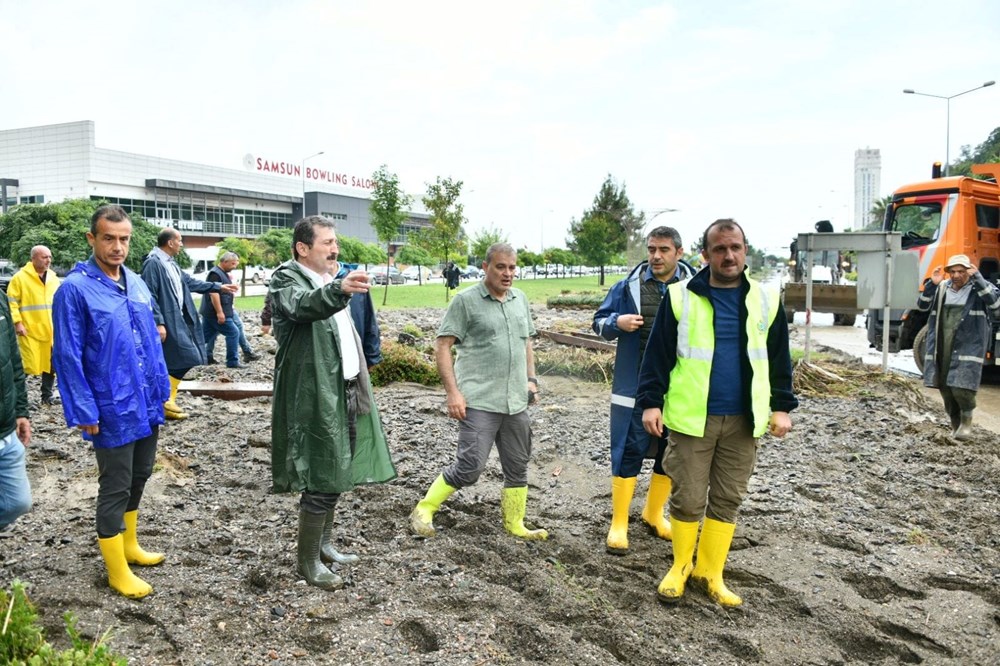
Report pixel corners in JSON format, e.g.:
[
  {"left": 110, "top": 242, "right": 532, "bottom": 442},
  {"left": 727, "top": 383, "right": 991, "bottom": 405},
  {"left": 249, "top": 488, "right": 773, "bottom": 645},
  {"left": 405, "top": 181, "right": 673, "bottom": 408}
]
[
  {"left": 0, "top": 121, "right": 428, "bottom": 249},
  {"left": 853, "top": 147, "right": 882, "bottom": 230}
]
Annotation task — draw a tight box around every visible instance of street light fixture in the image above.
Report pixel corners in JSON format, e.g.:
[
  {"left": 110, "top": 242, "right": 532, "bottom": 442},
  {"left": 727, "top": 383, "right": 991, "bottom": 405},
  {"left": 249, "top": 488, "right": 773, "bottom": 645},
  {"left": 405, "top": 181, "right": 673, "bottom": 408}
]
[
  {"left": 902, "top": 80, "right": 995, "bottom": 176},
  {"left": 301, "top": 151, "right": 325, "bottom": 216}
]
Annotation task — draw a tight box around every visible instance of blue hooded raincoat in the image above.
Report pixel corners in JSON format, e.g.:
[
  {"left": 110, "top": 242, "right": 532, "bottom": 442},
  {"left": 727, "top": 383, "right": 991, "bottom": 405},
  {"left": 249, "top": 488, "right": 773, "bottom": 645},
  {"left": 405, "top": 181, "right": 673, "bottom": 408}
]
[{"left": 52, "top": 258, "right": 171, "bottom": 449}]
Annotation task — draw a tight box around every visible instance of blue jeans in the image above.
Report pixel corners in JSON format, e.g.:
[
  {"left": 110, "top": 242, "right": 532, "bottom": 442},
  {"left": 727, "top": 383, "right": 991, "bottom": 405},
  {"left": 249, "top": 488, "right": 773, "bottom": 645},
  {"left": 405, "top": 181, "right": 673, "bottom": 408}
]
[
  {"left": 0, "top": 430, "right": 32, "bottom": 530},
  {"left": 232, "top": 311, "right": 252, "bottom": 354},
  {"left": 203, "top": 316, "right": 240, "bottom": 367}
]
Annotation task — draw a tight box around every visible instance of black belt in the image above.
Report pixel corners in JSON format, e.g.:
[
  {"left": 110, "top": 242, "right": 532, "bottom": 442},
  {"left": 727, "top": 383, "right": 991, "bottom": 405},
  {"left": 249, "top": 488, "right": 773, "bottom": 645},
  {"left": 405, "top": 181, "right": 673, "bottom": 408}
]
[{"left": 344, "top": 376, "right": 359, "bottom": 388}]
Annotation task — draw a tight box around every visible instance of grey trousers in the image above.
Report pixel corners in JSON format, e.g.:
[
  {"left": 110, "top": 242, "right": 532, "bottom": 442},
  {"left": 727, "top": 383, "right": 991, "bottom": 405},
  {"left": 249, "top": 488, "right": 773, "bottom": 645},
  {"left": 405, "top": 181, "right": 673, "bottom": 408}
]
[
  {"left": 665, "top": 414, "right": 757, "bottom": 524},
  {"left": 93, "top": 428, "right": 159, "bottom": 538},
  {"left": 442, "top": 408, "right": 532, "bottom": 489}
]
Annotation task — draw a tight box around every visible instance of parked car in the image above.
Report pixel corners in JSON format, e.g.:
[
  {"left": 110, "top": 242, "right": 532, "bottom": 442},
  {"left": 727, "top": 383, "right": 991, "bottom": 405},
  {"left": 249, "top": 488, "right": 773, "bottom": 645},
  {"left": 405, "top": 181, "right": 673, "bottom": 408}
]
[
  {"left": 461, "top": 265, "right": 484, "bottom": 279},
  {"left": 0, "top": 262, "right": 15, "bottom": 293},
  {"left": 401, "top": 265, "right": 433, "bottom": 282},
  {"left": 369, "top": 266, "right": 406, "bottom": 285}
]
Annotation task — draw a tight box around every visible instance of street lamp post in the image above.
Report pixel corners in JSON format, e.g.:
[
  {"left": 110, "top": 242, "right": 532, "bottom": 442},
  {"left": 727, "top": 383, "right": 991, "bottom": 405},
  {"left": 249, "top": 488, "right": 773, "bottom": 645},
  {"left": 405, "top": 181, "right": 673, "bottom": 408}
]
[
  {"left": 301, "top": 151, "right": 325, "bottom": 216},
  {"left": 903, "top": 80, "right": 995, "bottom": 176}
]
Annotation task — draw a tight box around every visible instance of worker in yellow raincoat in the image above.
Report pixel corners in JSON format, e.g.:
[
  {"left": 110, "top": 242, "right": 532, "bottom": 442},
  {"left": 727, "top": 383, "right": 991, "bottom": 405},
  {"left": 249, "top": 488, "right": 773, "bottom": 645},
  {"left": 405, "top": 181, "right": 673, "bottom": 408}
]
[{"left": 7, "top": 246, "right": 61, "bottom": 405}]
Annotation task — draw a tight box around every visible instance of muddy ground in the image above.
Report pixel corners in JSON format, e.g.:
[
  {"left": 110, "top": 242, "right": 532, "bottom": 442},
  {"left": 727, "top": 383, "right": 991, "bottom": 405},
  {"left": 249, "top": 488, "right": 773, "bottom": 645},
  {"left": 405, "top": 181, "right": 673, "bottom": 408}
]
[{"left": 2, "top": 305, "right": 998, "bottom": 665}]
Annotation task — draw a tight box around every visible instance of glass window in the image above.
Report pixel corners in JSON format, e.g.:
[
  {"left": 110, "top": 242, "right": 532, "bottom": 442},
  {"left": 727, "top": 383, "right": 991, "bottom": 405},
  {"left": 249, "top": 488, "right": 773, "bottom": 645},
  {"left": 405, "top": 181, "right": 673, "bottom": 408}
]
[{"left": 890, "top": 202, "right": 940, "bottom": 248}]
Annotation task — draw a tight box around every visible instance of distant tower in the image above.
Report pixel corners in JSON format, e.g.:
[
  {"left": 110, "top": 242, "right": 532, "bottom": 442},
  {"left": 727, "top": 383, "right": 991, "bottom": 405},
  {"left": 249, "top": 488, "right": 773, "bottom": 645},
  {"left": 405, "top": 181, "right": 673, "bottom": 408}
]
[{"left": 854, "top": 148, "right": 881, "bottom": 230}]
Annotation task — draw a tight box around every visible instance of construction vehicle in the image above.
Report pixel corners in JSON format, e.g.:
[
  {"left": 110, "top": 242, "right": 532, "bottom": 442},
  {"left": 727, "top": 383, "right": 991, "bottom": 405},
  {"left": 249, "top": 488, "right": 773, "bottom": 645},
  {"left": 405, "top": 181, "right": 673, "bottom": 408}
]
[
  {"left": 867, "top": 163, "right": 1000, "bottom": 371},
  {"left": 783, "top": 220, "right": 861, "bottom": 326}
]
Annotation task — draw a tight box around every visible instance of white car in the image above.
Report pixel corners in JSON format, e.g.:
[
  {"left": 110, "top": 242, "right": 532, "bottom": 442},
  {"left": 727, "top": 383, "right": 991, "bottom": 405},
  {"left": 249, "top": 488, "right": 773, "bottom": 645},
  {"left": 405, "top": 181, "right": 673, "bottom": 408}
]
[{"left": 401, "top": 266, "right": 433, "bottom": 282}]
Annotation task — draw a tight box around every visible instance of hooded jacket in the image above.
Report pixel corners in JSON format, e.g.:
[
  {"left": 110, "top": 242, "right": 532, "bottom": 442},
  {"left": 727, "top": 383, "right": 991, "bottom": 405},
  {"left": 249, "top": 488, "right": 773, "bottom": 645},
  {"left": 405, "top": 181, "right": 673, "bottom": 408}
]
[
  {"left": 918, "top": 272, "right": 1000, "bottom": 391},
  {"left": 6, "top": 262, "right": 60, "bottom": 375},
  {"left": 593, "top": 260, "right": 696, "bottom": 472},
  {"left": 269, "top": 260, "right": 396, "bottom": 494},
  {"left": 52, "top": 259, "right": 170, "bottom": 449}
]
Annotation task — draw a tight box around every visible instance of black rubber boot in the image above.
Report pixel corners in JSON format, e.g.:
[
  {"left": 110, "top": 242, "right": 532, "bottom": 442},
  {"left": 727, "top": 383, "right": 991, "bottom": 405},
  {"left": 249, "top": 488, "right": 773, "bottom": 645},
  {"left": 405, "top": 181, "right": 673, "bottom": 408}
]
[
  {"left": 320, "top": 510, "right": 359, "bottom": 565},
  {"left": 954, "top": 411, "right": 974, "bottom": 441},
  {"left": 297, "top": 509, "right": 344, "bottom": 590}
]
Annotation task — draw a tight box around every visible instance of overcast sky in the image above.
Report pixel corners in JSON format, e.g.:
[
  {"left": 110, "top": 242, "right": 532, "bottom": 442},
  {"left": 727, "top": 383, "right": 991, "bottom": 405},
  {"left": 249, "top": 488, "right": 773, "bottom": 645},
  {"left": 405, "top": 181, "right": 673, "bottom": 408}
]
[{"left": 2, "top": 0, "right": 998, "bottom": 258}]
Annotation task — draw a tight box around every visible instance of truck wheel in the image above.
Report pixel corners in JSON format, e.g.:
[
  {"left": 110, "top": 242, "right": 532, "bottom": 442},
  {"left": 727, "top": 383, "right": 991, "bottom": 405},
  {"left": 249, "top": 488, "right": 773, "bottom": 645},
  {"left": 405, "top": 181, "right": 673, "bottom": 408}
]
[
  {"left": 913, "top": 325, "right": 928, "bottom": 374},
  {"left": 833, "top": 313, "right": 857, "bottom": 327}
]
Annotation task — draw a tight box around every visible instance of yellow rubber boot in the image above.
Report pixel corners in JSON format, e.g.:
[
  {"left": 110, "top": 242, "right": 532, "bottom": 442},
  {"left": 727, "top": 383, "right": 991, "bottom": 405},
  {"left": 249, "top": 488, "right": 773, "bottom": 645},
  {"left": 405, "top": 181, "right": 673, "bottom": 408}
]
[
  {"left": 641, "top": 473, "right": 673, "bottom": 541},
  {"left": 606, "top": 476, "right": 637, "bottom": 555},
  {"left": 501, "top": 487, "right": 548, "bottom": 540},
  {"left": 690, "top": 517, "right": 742, "bottom": 607},
  {"left": 123, "top": 510, "right": 165, "bottom": 566},
  {"left": 164, "top": 376, "right": 189, "bottom": 420},
  {"left": 409, "top": 474, "right": 457, "bottom": 537},
  {"left": 656, "top": 517, "right": 699, "bottom": 603},
  {"left": 98, "top": 534, "right": 152, "bottom": 599}
]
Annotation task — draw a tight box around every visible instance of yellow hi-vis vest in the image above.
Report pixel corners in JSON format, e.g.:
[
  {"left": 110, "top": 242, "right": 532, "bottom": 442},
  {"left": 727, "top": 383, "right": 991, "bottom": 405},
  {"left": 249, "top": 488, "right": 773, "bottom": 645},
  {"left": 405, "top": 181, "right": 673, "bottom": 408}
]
[{"left": 664, "top": 280, "right": 780, "bottom": 438}]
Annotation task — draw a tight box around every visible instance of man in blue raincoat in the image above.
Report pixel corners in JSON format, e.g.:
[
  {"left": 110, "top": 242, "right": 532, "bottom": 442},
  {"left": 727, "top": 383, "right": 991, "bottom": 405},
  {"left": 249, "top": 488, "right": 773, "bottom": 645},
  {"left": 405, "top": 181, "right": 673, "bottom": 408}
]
[
  {"left": 593, "top": 226, "right": 695, "bottom": 555},
  {"left": 53, "top": 204, "right": 171, "bottom": 600},
  {"left": 141, "top": 228, "right": 237, "bottom": 420}
]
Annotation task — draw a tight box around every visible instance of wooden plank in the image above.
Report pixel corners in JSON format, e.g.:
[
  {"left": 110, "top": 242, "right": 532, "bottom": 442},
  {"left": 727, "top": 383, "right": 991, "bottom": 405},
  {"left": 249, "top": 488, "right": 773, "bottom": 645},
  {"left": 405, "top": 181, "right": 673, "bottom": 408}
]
[
  {"left": 179, "top": 381, "right": 273, "bottom": 400},
  {"left": 537, "top": 329, "right": 616, "bottom": 352}
]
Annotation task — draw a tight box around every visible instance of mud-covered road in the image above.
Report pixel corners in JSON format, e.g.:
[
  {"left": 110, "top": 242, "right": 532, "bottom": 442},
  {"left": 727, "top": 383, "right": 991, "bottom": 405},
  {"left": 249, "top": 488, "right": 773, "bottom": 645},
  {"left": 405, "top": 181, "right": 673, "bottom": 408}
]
[{"left": 2, "top": 306, "right": 998, "bottom": 665}]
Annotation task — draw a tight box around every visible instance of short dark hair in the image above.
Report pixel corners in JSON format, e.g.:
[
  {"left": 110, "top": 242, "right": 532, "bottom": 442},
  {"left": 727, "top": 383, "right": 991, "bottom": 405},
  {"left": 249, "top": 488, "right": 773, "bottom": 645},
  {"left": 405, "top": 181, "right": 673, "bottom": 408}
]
[
  {"left": 90, "top": 204, "right": 130, "bottom": 235},
  {"left": 646, "top": 226, "right": 682, "bottom": 249},
  {"left": 156, "top": 227, "right": 179, "bottom": 248},
  {"left": 292, "top": 215, "right": 337, "bottom": 259},
  {"left": 485, "top": 242, "right": 516, "bottom": 265},
  {"left": 701, "top": 218, "right": 747, "bottom": 252}
]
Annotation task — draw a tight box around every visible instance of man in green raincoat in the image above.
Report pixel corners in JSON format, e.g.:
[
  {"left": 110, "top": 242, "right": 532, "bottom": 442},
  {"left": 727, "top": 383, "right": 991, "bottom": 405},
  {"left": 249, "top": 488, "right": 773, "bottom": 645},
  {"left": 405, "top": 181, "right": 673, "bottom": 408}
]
[{"left": 269, "top": 215, "right": 396, "bottom": 591}]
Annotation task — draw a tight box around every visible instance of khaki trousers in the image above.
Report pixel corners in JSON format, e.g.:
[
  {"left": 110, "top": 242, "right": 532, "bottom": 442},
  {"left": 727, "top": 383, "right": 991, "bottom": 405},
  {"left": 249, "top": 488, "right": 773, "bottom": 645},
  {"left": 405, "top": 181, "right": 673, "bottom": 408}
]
[{"left": 665, "top": 414, "right": 757, "bottom": 524}]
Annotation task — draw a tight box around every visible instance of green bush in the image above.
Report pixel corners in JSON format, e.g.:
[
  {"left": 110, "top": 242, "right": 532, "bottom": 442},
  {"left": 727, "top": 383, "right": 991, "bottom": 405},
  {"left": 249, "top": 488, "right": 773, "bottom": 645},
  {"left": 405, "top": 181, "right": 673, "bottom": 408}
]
[
  {"left": 0, "top": 581, "right": 126, "bottom": 665},
  {"left": 369, "top": 342, "right": 441, "bottom": 386},
  {"left": 546, "top": 292, "right": 605, "bottom": 309},
  {"left": 400, "top": 322, "right": 424, "bottom": 338}
]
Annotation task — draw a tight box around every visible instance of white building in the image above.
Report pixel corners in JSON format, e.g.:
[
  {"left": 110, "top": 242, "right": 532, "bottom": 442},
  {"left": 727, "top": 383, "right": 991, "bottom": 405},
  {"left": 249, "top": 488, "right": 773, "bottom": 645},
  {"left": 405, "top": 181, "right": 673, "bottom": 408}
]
[
  {"left": 853, "top": 148, "right": 881, "bottom": 230},
  {"left": 0, "top": 120, "right": 428, "bottom": 249}
]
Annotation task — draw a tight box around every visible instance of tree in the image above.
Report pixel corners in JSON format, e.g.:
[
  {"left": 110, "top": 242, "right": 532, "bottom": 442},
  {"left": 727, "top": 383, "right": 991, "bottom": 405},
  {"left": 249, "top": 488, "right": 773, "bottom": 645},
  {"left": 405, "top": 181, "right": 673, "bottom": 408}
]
[
  {"left": 0, "top": 198, "right": 160, "bottom": 273},
  {"left": 470, "top": 224, "right": 508, "bottom": 266},
  {"left": 337, "top": 236, "right": 386, "bottom": 265},
  {"left": 866, "top": 195, "right": 893, "bottom": 231},
  {"left": 417, "top": 176, "right": 466, "bottom": 302},
  {"left": 369, "top": 164, "right": 413, "bottom": 305},
  {"left": 949, "top": 126, "right": 1000, "bottom": 177},
  {"left": 517, "top": 248, "right": 542, "bottom": 270},
  {"left": 568, "top": 175, "right": 643, "bottom": 285},
  {"left": 256, "top": 227, "right": 294, "bottom": 266}
]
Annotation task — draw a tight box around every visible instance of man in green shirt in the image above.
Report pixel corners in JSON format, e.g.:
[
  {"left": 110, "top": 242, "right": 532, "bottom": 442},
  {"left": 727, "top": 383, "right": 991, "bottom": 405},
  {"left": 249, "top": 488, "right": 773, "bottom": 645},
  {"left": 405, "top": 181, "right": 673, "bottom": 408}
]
[{"left": 410, "top": 243, "right": 547, "bottom": 540}]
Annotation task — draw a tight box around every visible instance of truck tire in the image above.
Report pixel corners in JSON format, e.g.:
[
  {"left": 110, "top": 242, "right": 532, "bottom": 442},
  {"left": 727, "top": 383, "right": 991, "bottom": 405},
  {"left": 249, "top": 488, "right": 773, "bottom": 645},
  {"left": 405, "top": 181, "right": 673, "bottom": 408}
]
[
  {"left": 913, "top": 325, "right": 928, "bottom": 375},
  {"left": 833, "top": 313, "right": 857, "bottom": 327}
]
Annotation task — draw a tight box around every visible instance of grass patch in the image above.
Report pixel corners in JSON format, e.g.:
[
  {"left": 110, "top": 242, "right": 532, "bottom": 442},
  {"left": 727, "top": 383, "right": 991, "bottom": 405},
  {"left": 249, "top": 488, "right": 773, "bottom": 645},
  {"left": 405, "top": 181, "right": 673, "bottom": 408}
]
[
  {"left": 369, "top": 342, "right": 440, "bottom": 386},
  {"left": 536, "top": 346, "right": 614, "bottom": 384},
  {"left": 232, "top": 276, "right": 621, "bottom": 312},
  {"left": 546, "top": 292, "right": 606, "bottom": 309}
]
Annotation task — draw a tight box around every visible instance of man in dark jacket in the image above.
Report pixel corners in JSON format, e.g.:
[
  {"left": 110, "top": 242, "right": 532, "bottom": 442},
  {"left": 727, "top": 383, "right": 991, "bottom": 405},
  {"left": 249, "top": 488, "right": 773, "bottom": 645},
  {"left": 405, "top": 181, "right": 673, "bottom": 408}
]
[
  {"left": 141, "top": 229, "right": 237, "bottom": 419},
  {"left": 0, "top": 295, "right": 32, "bottom": 532},
  {"left": 637, "top": 219, "right": 797, "bottom": 608},
  {"left": 593, "top": 226, "right": 695, "bottom": 555},
  {"left": 269, "top": 216, "right": 396, "bottom": 591},
  {"left": 917, "top": 254, "right": 1000, "bottom": 439},
  {"left": 445, "top": 262, "right": 461, "bottom": 290},
  {"left": 53, "top": 204, "right": 171, "bottom": 599},
  {"left": 200, "top": 252, "right": 242, "bottom": 368}
]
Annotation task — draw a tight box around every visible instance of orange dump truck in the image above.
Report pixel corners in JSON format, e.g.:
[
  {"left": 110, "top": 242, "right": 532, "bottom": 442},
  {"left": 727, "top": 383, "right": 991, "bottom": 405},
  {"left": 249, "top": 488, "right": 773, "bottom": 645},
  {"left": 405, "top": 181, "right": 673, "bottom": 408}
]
[{"left": 867, "top": 163, "right": 1000, "bottom": 369}]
